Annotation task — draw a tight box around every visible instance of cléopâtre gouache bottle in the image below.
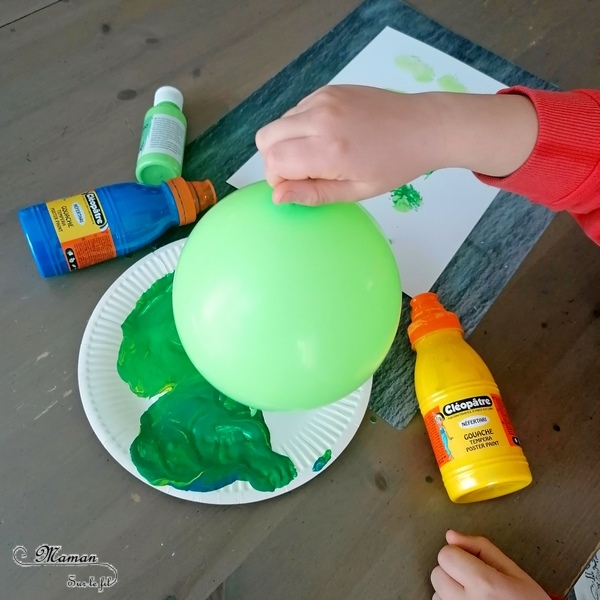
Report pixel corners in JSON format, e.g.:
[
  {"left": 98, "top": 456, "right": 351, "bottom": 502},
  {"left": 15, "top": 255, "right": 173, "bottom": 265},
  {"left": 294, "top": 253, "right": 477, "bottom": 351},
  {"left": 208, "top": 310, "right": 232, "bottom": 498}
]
[
  {"left": 136, "top": 86, "right": 187, "bottom": 185},
  {"left": 18, "top": 178, "right": 216, "bottom": 277},
  {"left": 408, "top": 292, "right": 532, "bottom": 503}
]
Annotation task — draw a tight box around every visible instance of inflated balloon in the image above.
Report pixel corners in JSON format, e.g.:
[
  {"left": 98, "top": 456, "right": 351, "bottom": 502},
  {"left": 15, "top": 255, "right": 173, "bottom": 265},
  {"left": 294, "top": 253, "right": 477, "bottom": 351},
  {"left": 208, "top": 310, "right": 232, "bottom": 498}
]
[{"left": 173, "top": 181, "right": 401, "bottom": 411}]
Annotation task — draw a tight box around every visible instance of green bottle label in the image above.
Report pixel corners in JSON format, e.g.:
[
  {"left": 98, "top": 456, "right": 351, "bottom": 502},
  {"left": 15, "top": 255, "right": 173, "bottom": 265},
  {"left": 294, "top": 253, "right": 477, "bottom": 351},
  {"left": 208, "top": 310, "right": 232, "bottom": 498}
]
[{"left": 138, "top": 114, "right": 185, "bottom": 163}]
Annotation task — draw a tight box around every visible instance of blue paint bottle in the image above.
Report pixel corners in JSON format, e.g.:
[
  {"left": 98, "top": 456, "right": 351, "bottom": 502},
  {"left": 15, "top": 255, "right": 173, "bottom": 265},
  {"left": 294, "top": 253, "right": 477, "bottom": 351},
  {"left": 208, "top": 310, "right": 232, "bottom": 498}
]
[{"left": 18, "top": 178, "right": 216, "bottom": 277}]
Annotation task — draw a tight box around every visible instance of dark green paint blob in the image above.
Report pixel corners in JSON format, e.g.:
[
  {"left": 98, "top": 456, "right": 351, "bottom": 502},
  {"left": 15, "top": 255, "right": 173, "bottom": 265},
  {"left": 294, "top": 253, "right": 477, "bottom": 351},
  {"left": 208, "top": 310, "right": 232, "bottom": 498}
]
[
  {"left": 130, "top": 378, "right": 297, "bottom": 492},
  {"left": 118, "top": 273, "right": 297, "bottom": 493},
  {"left": 391, "top": 184, "right": 423, "bottom": 212},
  {"left": 393, "top": 55, "right": 435, "bottom": 83},
  {"left": 312, "top": 449, "right": 332, "bottom": 472},
  {"left": 369, "top": 415, "right": 377, "bottom": 424},
  {"left": 437, "top": 74, "right": 468, "bottom": 93}
]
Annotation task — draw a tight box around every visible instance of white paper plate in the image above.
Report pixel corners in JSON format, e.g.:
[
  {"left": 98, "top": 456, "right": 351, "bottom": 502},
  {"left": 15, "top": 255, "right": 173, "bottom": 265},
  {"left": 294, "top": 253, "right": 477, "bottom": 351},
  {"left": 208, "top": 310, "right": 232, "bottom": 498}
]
[{"left": 78, "top": 239, "right": 371, "bottom": 504}]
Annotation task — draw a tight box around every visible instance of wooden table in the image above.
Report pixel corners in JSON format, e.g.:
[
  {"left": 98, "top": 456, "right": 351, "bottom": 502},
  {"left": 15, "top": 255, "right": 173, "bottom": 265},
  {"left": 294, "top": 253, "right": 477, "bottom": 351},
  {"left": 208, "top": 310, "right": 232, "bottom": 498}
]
[{"left": 1, "top": 1, "right": 599, "bottom": 598}]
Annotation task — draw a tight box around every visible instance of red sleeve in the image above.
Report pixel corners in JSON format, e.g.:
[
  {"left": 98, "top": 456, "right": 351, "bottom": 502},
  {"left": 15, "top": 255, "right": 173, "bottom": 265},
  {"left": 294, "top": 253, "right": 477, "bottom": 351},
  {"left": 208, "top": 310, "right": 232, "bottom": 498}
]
[
  {"left": 476, "top": 86, "right": 600, "bottom": 245},
  {"left": 547, "top": 595, "right": 563, "bottom": 600}
]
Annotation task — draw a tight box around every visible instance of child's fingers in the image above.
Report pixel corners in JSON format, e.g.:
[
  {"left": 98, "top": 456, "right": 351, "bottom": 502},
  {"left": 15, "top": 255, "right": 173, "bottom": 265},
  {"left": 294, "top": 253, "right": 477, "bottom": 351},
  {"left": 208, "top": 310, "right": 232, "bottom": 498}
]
[
  {"left": 437, "top": 544, "right": 499, "bottom": 587},
  {"left": 430, "top": 564, "right": 464, "bottom": 600},
  {"left": 262, "top": 137, "right": 343, "bottom": 183},
  {"left": 445, "top": 530, "right": 524, "bottom": 578},
  {"left": 255, "top": 112, "right": 316, "bottom": 152},
  {"left": 264, "top": 170, "right": 285, "bottom": 189},
  {"left": 272, "top": 178, "right": 369, "bottom": 206}
]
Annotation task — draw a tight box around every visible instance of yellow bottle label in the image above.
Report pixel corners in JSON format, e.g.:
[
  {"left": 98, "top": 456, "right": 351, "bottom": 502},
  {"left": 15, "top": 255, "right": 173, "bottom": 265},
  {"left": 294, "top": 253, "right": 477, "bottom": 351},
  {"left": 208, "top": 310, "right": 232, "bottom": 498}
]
[
  {"left": 423, "top": 393, "right": 521, "bottom": 468},
  {"left": 46, "top": 192, "right": 116, "bottom": 270}
]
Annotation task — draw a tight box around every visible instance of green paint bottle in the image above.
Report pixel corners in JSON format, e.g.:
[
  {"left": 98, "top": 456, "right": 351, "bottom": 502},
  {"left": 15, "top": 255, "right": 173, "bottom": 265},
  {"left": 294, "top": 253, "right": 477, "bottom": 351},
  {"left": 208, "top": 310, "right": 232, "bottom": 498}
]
[{"left": 136, "top": 86, "right": 187, "bottom": 185}]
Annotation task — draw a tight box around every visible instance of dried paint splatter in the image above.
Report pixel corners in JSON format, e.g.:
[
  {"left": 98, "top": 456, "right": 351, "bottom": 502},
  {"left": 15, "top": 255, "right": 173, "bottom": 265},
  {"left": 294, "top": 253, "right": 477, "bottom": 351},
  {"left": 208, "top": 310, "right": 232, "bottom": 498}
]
[
  {"left": 118, "top": 273, "right": 297, "bottom": 493},
  {"left": 394, "top": 55, "right": 435, "bottom": 83},
  {"left": 437, "top": 74, "right": 468, "bottom": 93},
  {"left": 391, "top": 184, "right": 423, "bottom": 212},
  {"left": 312, "top": 449, "right": 332, "bottom": 472}
]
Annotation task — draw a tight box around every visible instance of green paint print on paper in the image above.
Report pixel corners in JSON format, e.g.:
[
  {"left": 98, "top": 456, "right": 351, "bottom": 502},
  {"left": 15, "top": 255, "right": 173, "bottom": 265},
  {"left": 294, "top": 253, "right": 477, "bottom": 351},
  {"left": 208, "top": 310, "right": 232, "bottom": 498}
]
[
  {"left": 312, "top": 449, "right": 332, "bottom": 472},
  {"left": 118, "top": 272, "right": 297, "bottom": 493},
  {"left": 424, "top": 170, "right": 434, "bottom": 179},
  {"left": 393, "top": 55, "right": 435, "bottom": 83},
  {"left": 437, "top": 74, "right": 468, "bottom": 93},
  {"left": 391, "top": 184, "right": 423, "bottom": 213}
]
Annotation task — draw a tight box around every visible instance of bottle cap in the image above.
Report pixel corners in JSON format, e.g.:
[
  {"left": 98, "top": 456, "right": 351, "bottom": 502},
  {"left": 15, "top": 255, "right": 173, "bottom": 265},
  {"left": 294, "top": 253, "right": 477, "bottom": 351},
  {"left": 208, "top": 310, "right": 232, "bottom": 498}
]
[
  {"left": 154, "top": 86, "right": 184, "bottom": 110},
  {"left": 407, "top": 292, "right": 462, "bottom": 346},
  {"left": 166, "top": 178, "right": 217, "bottom": 225}
]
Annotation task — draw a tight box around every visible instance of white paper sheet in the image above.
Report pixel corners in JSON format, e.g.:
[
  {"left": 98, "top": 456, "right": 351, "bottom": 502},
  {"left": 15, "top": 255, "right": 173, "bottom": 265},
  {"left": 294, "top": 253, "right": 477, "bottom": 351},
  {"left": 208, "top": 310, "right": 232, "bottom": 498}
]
[{"left": 227, "top": 27, "right": 506, "bottom": 297}]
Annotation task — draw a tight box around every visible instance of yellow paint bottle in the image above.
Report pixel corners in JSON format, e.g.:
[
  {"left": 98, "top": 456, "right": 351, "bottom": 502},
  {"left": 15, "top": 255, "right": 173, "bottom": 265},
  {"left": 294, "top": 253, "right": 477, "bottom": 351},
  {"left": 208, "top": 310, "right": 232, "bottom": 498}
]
[{"left": 408, "top": 292, "right": 532, "bottom": 503}]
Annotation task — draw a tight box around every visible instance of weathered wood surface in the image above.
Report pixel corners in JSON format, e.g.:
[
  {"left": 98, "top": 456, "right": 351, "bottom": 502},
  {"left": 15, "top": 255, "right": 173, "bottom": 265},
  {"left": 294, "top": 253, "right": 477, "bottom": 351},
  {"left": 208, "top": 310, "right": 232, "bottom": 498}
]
[{"left": 1, "top": 1, "right": 598, "bottom": 598}]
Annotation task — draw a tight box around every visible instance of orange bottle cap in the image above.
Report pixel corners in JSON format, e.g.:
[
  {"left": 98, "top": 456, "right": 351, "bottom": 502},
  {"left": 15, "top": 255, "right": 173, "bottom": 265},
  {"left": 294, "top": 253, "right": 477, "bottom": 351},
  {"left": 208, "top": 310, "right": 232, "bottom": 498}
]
[
  {"left": 407, "top": 292, "right": 463, "bottom": 346},
  {"left": 167, "top": 178, "right": 217, "bottom": 226}
]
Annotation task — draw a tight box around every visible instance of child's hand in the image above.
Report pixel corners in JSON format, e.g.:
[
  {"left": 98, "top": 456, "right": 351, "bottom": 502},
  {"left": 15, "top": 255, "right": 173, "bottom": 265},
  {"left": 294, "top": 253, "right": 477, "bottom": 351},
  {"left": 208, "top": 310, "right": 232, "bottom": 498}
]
[
  {"left": 255, "top": 85, "right": 537, "bottom": 206},
  {"left": 255, "top": 85, "right": 448, "bottom": 205},
  {"left": 431, "top": 530, "right": 551, "bottom": 600}
]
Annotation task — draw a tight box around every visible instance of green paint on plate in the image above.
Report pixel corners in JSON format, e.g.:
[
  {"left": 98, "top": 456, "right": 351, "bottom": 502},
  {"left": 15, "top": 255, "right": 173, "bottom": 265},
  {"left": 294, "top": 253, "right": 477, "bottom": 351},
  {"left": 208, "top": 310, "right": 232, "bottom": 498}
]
[
  {"left": 312, "top": 449, "right": 332, "bottom": 472},
  {"left": 118, "top": 272, "right": 297, "bottom": 493},
  {"left": 117, "top": 273, "right": 198, "bottom": 398}
]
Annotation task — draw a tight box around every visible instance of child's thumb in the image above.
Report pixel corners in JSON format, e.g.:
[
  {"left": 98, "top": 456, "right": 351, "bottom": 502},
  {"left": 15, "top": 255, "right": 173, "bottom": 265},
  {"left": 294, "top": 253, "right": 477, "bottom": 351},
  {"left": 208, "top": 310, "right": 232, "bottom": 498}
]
[
  {"left": 445, "top": 530, "right": 525, "bottom": 579},
  {"left": 272, "top": 179, "right": 365, "bottom": 207}
]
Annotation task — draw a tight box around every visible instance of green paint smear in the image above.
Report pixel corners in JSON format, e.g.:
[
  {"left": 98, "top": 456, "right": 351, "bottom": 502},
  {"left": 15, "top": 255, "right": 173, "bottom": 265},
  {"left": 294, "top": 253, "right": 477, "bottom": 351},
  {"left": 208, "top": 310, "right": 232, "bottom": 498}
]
[
  {"left": 312, "top": 449, "right": 332, "bottom": 472},
  {"left": 118, "top": 273, "right": 297, "bottom": 493},
  {"left": 393, "top": 55, "right": 435, "bottom": 83},
  {"left": 424, "top": 170, "right": 434, "bottom": 179},
  {"left": 391, "top": 184, "right": 423, "bottom": 212},
  {"left": 437, "top": 74, "right": 468, "bottom": 93},
  {"left": 117, "top": 273, "right": 198, "bottom": 397}
]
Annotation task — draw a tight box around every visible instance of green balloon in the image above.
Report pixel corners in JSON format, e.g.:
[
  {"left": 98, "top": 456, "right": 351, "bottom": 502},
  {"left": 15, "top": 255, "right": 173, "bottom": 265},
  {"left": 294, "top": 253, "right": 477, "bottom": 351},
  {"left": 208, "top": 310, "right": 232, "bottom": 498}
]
[{"left": 173, "top": 181, "right": 401, "bottom": 411}]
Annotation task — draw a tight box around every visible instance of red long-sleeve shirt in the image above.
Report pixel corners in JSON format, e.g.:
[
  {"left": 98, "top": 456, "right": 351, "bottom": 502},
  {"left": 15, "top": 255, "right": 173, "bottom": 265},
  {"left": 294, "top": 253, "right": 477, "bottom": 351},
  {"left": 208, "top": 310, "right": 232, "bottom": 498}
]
[{"left": 477, "top": 86, "right": 600, "bottom": 245}]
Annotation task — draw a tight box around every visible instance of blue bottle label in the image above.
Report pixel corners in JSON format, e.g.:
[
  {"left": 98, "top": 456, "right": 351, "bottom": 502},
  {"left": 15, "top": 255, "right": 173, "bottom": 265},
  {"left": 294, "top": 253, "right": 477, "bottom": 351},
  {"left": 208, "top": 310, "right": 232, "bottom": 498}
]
[{"left": 45, "top": 191, "right": 116, "bottom": 270}]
